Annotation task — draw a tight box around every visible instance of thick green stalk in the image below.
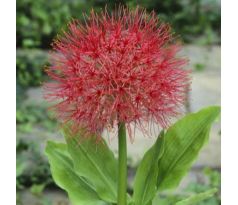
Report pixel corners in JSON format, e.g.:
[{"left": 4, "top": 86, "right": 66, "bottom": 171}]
[{"left": 118, "top": 122, "right": 127, "bottom": 205}]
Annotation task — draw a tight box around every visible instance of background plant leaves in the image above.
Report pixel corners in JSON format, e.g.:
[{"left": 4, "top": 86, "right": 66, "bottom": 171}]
[{"left": 175, "top": 188, "right": 217, "bottom": 205}]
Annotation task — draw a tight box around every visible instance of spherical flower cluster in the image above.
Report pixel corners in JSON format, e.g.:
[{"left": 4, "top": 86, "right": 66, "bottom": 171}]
[{"left": 44, "top": 7, "right": 191, "bottom": 139}]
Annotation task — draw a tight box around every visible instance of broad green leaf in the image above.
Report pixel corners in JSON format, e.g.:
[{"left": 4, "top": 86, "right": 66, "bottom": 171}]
[
  {"left": 64, "top": 127, "right": 118, "bottom": 203},
  {"left": 175, "top": 188, "right": 217, "bottom": 205},
  {"left": 157, "top": 106, "right": 220, "bottom": 191},
  {"left": 45, "top": 141, "right": 107, "bottom": 205},
  {"left": 133, "top": 131, "right": 165, "bottom": 205}
]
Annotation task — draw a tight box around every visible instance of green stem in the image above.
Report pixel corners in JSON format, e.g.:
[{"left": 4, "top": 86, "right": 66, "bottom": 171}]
[{"left": 118, "top": 122, "right": 127, "bottom": 205}]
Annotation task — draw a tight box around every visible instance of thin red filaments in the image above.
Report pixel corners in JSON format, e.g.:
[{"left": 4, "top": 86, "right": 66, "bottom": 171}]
[{"left": 44, "top": 7, "right": 191, "bottom": 139}]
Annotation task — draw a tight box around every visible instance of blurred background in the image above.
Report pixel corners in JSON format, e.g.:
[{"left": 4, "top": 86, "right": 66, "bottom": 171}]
[{"left": 16, "top": 0, "right": 221, "bottom": 204}]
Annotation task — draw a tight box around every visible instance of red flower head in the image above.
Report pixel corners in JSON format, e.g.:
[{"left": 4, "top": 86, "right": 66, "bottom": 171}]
[{"left": 44, "top": 7, "right": 191, "bottom": 140}]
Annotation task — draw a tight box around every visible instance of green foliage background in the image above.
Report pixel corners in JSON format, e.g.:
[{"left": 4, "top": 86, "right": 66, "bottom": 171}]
[{"left": 17, "top": 0, "right": 220, "bottom": 49}]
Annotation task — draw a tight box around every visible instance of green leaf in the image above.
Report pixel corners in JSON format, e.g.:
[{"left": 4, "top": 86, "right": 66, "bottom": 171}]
[
  {"left": 64, "top": 127, "right": 118, "bottom": 203},
  {"left": 30, "top": 184, "right": 46, "bottom": 196},
  {"left": 16, "top": 158, "right": 26, "bottom": 177},
  {"left": 175, "top": 188, "right": 217, "bottom": 205},
  {"left": 133, "top": 131, "right": 165, "bottom": 205},
  {"left": 45, "top": 141, "right": 107, "bottom": 205},
  {"left": 157, "top": 106, "right": 221, "bottom": 191},
  {"left": 22, "top": 39, "right": 35, "bottom": 47},
  {"left": 152, "top": 194, "right": 181, "bottom": 205}
]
